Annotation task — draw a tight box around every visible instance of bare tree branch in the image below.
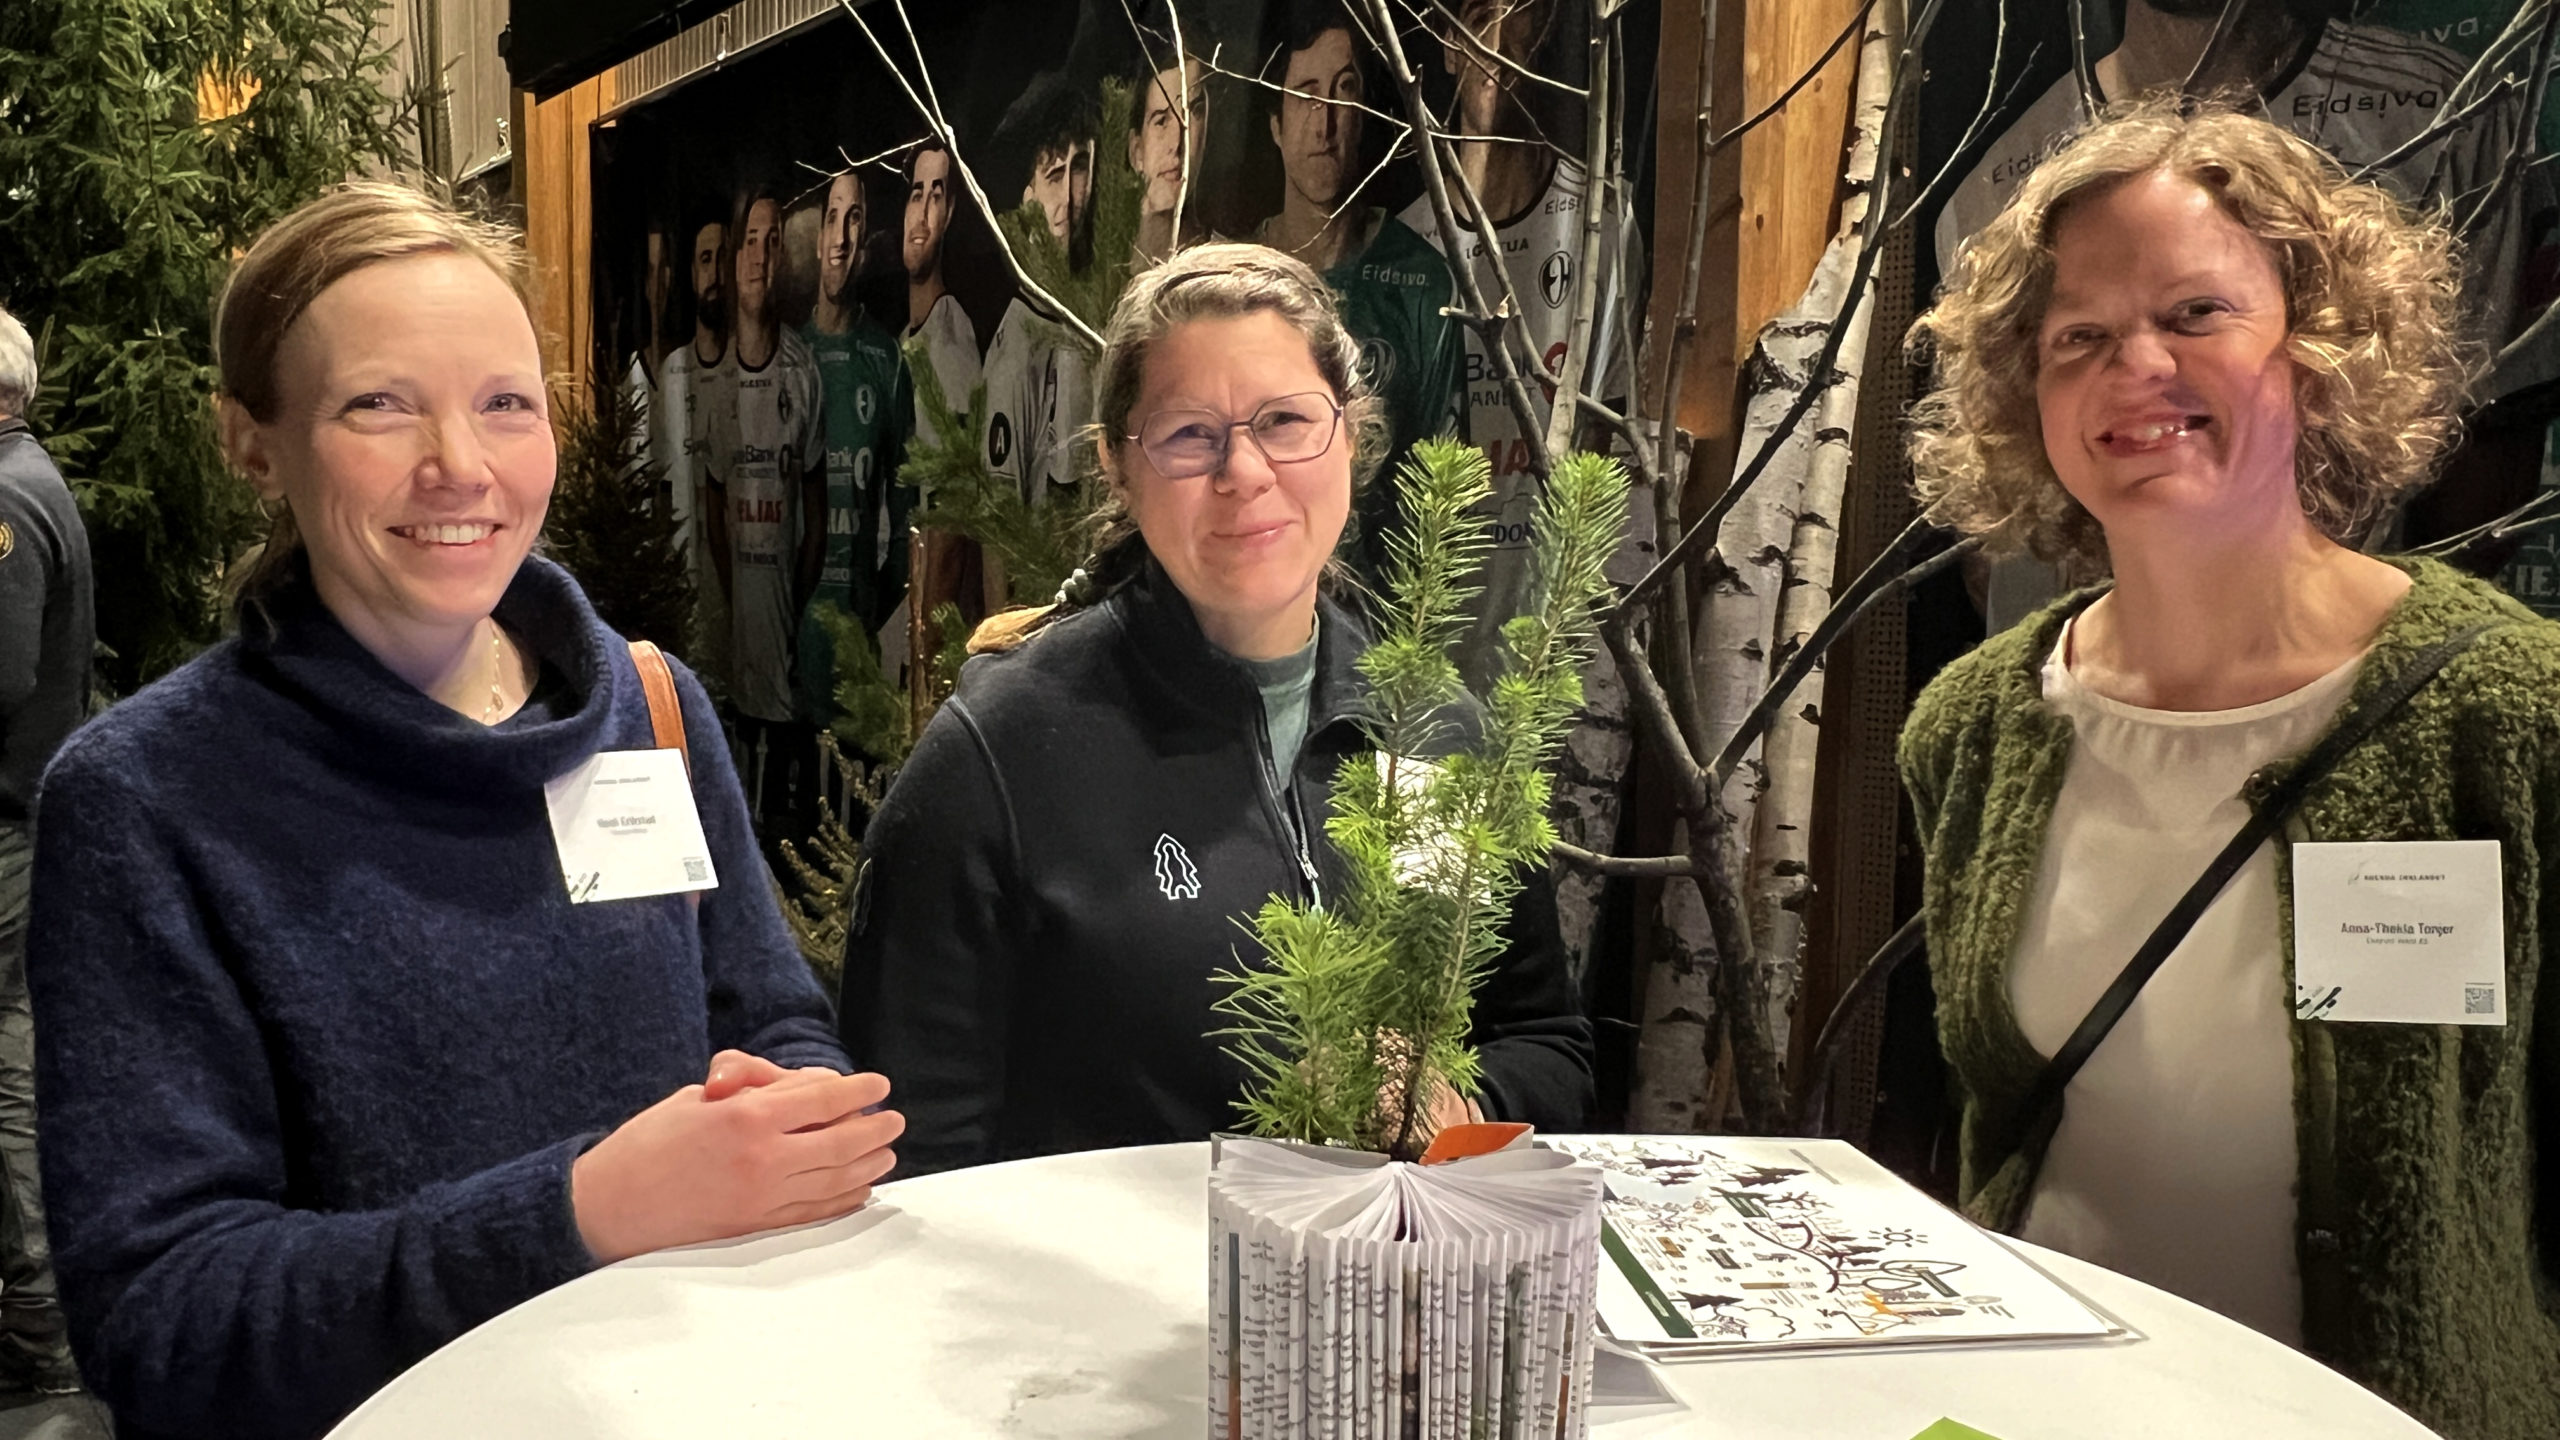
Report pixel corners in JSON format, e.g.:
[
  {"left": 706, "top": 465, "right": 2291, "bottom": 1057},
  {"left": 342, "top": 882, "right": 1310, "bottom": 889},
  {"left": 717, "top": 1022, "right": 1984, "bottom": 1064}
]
[
  {"left": 1362, "top": 0, "right": 1557, "bottom": 476},
  {"left": 1404, "top": 0, "right": 1590, "bottom": 99},
  {"left": 1552, "top": 841, "right": 1706, "bottom": 879},
  {"left": 2068, "top": 0, "right": 2099, "bottom": 113},
  {"left": 1623, "top": 0, "right": 1947, "bottom": 627},
  {"left": 2458, "top": 0, "right": 2560, "bottom": 237},
  {"left": 837, "top": 0, "right": 1106, "bottom": 351},
  {"left": 1707, "top": 0, "right": 1879, "bottom": 157},
  {"left": 1539, "top": 7, "right": 1611, "bottom": 462},
  {"left": 2178, "top": 0, "right": 2248, "bottom": 98},
  {"left": 2409, "top": 486, "right": 2560, "bottom": 564},
  {"left": 1711, "top": 522, "right": 1984, "bottom": 787},
  {"left": 1645, "top": 0, "right": 1724, "bottom": 492}
]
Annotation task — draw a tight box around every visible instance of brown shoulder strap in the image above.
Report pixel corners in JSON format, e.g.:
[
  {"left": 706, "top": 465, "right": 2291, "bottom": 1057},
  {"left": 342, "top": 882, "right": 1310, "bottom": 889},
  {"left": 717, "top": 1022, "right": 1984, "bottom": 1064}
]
[{"left": 628, "top": 640, "right": 691, "bottom": 776}]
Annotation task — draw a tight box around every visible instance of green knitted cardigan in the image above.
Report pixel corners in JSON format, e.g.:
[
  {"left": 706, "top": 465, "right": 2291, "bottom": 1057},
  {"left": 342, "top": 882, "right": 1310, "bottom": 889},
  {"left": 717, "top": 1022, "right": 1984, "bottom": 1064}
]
[{"left": 1898, "top": 557, "right": 2560, "bottom": 1440}]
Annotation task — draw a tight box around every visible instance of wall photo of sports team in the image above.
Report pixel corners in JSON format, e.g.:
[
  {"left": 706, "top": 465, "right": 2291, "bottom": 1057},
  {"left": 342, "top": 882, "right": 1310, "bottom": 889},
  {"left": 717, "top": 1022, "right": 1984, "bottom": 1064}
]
[{"left": 589, "top": 0, "right": 1654, "bottom": 862}]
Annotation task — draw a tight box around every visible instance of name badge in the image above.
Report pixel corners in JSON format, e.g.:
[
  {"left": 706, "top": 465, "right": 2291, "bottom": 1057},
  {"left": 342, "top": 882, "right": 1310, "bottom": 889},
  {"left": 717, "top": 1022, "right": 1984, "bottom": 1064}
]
[
  {"left": 2291, "top": 840, "right": 2504, "bottom": 1025},
  {"left": 542, "top": 748, "right": 719, "bottom": 904}
]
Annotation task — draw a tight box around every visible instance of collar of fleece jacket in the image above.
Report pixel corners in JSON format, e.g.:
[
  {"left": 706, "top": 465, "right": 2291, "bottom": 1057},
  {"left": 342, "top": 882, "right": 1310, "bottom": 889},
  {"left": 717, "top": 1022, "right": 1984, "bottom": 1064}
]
[
  {"left": 1897, "top": 555, "right": 2560, "bottom": 1440},
  {"left": 237, "top": 550, "right": 630, "bottom": 797}
]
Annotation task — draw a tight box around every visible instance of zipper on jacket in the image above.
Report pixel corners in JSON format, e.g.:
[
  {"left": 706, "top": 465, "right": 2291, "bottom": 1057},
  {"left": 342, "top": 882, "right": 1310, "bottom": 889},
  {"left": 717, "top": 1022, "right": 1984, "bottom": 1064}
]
[{"left": 1250, "top": 704, "right": 1323, "bottom": 907}]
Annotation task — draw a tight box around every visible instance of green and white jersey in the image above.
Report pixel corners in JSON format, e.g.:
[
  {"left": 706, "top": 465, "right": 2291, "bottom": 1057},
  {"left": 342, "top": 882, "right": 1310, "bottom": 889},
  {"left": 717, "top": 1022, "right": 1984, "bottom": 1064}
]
[
  {"left": 1316, "top": 210, "right": 1466, "bottom": 585},
  {"left": 658, "top": 338, "right": 736, "bottom": 686},
  {"left": 1397, "top": 159, "right": 1646, "bottom": 680},
  {"left": 906, "top": 292, "right": 983, "bottom": 444},
  {"left": 712, "top": 326, "right": 824, "bottom": 724},
  {"left": 798, "top": 314, "right": 912, "bottom": 724},
  {"left": 1398, "top": 162, "right": 1649, "bottom": 987},
  {"left": 981, "top": 297, "right": 1094, "bottom": 511}
]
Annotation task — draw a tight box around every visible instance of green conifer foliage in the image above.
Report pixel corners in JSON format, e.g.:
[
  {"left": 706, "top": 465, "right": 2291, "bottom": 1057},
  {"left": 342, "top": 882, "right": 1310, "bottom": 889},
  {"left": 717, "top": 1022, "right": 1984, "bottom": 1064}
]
[
  {"left": 0, "top": 0, "right": 407, "bottom": 691},
  {"left": 1217, "top": 439, "right": 1629, "bottom": 1161},
  {"left": 541, "top": 377, "right": 695, "bottom": 655}
]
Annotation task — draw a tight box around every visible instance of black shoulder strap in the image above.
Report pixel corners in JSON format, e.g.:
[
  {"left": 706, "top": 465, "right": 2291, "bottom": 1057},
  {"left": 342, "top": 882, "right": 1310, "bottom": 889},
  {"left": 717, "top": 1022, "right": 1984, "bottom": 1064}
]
[{"left": 2003, "top": 621, "right": 2498, "bottom": 1180}]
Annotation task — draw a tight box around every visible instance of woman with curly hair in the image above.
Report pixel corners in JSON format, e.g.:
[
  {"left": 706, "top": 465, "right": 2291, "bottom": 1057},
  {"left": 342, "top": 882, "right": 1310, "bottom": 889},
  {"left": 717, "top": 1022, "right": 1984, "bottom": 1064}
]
[{"left": 1901, "top": 102, "right": 2557, "bottom": 1438}]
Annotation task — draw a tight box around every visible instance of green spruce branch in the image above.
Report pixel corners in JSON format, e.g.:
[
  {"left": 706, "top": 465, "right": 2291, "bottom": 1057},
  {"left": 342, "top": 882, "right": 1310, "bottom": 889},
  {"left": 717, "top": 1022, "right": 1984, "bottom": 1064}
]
[
  {"left": 541, "top": 376, "right": 696, "bottom": 656},
  {"left": 899, "top": 340, "right": 1090, "bottom": 605},
  {"left": 1216, "top": 439, "right": 1628, "bottom": 1160}
]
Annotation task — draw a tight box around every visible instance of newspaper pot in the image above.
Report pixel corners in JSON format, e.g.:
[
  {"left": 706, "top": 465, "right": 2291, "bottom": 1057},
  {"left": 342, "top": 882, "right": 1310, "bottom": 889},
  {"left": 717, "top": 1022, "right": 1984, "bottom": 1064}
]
[{"left": 1205, "top": 1130, "right": 1604, "bottom": 1439}]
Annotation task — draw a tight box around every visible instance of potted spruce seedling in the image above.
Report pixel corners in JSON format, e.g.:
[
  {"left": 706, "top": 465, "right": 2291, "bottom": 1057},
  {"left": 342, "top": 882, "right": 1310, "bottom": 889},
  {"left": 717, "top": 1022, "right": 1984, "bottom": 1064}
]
[{"left": 1206, "top": 437, "right": 1625, "bottom": 1439}]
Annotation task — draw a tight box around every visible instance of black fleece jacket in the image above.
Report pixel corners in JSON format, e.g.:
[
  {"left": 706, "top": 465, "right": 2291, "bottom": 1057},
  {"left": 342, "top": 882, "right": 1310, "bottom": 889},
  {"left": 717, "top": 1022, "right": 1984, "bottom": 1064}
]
[{"left": 838, "top": 562, "right": 1594, "bottom": 1175}]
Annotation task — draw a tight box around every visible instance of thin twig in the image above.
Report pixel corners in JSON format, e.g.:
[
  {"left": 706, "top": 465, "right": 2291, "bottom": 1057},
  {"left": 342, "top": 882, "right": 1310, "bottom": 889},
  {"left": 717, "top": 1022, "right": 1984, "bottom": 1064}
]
[
  {"left": 1621, "top": 0, "right": 1943, "bottom": 625},
  {"left": 1363, "top": 0, "right": 1554, "bottom": 476},
  {"left": 1552, "top": 841, "right": 1705, "bottom": 879},
  {"left": 1707, "top": 0, "right": 1880, "bottom": 156},
  {"left": 838, "top": 0, "right": 1106, "bottom": 351},
  {"left": 2458, "top": 0, "right": 2560, "bottom": 236},
  {"left": 1647, "top": 0, "right": 1723, "bottom": 492},
  {"left": 1539, "top": 4, "right": 1611, "bottom": 463},
  {"left": 2067, "top": 0, "right": 2099, "bottom": 112},
  {"left": 1710, "top": 525, "right": 1984, "bottom": 787},
  {"left": 2178, "top": 0, "right": 2248, "bottom": 98},
  {"left": 1406, "top": 0, "right": 1590, "bottom": 98}
]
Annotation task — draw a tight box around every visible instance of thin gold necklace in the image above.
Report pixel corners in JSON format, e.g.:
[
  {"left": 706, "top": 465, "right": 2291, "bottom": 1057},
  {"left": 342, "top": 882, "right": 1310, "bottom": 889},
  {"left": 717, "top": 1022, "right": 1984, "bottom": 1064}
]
[{"left": 482, "top": 623, "right": 505, "bottom": 724}]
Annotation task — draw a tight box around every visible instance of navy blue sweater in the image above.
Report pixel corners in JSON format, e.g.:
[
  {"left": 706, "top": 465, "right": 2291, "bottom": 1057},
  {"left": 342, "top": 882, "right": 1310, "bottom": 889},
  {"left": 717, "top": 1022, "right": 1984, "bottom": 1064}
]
[{"left": 28, "top": 556, "right": 847, "bottom": 1439}]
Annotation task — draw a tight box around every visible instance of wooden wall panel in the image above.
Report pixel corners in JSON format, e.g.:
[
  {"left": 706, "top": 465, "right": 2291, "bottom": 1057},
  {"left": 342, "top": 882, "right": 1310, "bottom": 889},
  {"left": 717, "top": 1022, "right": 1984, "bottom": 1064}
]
[
  {"left": 517, "top": 72, "right": 615, "bottom": 399},
  {"left": 1735, "top": 0, "right": 1865, "bottom": 348}
]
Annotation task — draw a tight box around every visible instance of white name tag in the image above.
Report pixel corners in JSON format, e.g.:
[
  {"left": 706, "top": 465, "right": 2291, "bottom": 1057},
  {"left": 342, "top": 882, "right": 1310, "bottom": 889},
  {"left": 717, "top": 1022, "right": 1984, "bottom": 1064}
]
[
  {"left": 2291, "top": 840, "right": 2504, "bottom": 1025},
  {"left": 542, "top": 748, "right": 719, "bottom": 904}
]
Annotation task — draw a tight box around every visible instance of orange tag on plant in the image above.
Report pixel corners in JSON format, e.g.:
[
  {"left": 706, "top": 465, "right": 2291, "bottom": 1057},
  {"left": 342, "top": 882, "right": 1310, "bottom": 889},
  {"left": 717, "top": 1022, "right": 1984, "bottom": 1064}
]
[{"left": 1418, "top": 1121, "right": 1533, "bottom": 1165}]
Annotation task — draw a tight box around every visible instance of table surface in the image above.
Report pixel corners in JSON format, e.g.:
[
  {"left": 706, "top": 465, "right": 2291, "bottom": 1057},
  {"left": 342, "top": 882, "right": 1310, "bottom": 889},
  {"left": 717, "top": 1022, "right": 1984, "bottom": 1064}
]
[{"left": 327, "top": 1142, "right": 2438, "bottom": 1440}]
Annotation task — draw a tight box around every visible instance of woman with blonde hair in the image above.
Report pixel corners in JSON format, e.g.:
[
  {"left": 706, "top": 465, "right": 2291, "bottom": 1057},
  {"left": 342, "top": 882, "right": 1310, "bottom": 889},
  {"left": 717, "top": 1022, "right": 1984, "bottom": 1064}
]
[
  {"left": 839, "top": 242, "right": 1591, "bottom": 1174},
  {"left": 1901, "top": 102, "right": 2557, "bottom": 1437},
  {"left": 29, "top": 184, "right": 902, "bottom": 1439}
]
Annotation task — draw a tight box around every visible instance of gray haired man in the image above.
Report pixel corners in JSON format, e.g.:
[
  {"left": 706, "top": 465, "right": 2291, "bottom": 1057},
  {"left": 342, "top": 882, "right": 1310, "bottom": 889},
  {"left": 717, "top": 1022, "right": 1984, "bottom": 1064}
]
[{"left": 0, "top": 305, "right": 92, "bottom": 1393}]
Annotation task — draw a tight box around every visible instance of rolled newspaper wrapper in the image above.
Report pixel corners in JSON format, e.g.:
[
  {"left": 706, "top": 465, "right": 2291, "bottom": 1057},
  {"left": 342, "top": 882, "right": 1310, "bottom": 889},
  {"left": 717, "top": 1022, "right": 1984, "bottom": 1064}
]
[{"left": 1206, "top": 1131, "right": 1603, "bottom": 1440}]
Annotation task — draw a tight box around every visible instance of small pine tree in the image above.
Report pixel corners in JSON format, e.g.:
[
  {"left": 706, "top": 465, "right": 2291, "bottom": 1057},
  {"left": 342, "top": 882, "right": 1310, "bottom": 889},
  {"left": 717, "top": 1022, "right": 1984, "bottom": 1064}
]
[
  {"left": 1216, "top": 440, "right": 1628, "bottom": 1161},
  {"left": 542, "top": 377, "right": 696, "bottom": 655},
  {"left": 0, "top": 0, "right": 409, "bottom": 691},
  {"left": 777, "top": 733, "right": 885, "bottom": 993}
]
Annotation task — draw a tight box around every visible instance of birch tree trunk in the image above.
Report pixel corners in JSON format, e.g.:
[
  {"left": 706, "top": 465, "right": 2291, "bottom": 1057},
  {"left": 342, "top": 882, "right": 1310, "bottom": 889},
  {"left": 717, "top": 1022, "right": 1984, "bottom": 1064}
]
[
  {"left": 1627, "top": 4, "right": 1896, "bottom": 1131},
  {"left": 1745, "top": 13, "right": 1893, "bottom": 1059}
]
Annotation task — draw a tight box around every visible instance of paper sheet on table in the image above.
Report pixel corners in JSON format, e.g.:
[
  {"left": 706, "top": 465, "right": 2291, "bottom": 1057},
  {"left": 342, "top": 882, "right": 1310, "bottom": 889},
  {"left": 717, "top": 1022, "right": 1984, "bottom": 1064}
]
[{"left": 1546, "top": 1135, "right": 2119, "bottom": 1357}]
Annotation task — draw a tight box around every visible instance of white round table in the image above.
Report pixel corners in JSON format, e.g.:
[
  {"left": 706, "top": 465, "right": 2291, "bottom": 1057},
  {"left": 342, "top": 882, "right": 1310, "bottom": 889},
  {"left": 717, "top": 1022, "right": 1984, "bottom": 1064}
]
[{"left": 327, "top": 1142, "right": 2437, "bottom": 1439}]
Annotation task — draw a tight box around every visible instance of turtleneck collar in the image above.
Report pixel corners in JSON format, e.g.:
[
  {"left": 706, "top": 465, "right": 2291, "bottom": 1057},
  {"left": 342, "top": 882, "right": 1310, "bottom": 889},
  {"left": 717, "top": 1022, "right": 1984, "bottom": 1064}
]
[{"left": 237, "top": 552, "right": 635, "bottom": 796}]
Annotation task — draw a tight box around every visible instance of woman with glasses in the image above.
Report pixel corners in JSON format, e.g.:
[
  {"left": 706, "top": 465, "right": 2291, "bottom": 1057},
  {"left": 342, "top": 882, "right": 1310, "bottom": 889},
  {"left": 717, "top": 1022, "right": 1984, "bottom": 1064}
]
[{"left": 838, "top": 243, "right": 1592, "bottom": 1175}]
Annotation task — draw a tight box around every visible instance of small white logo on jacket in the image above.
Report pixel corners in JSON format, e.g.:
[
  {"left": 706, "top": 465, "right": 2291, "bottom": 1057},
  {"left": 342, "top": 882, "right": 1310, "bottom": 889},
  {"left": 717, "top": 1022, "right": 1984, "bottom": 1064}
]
[{"left": 1153, "top": 834, "right": 1201, "bottom": 900}]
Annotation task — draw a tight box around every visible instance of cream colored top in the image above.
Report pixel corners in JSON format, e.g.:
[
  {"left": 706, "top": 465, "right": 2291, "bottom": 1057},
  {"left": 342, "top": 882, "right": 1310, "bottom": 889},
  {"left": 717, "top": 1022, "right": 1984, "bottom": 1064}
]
[{"left": 2009, "top": 615, "right": 2363, "bottom": 1347}]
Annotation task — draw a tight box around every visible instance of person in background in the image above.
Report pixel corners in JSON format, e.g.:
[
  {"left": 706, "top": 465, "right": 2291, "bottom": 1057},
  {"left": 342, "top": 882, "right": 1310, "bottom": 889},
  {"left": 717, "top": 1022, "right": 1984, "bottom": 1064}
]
[
  {"left": 840, "top": 244, "right": 1590, "bottom": 1177},
  {"left": 703, "top": 185, "right": 827, "bottom": 842},
  {"left": 1901, "top": 103, "right": 2556, "bottom": 1439},
  {"left": 1254, "top": 0, "right": 1464, "bottom": 585},
  {"left": 902, "top": 138, "right": 982, "bottom": 432},
  {"left": 798, "top": 168, "right": 913, "bottom": 751},
  {"left": 659, "top": 201, "right": 736, "bottom": 686},
  {"left": 898, "top": 136, "right": 993, "bottom": 672},
  {"left": 28, "top": 183, "right": 900, "bottom": 1440},
  {"left": 1396, "top": 0, "right": 1645, "bottom": 985},
  {"left": 983, "top": 72, "right": 1101, "bottom": 515},
  {"left": 1130, "top": 52, "right": 1215, "bottom": 268},
  {"left": 0, "top": 305, "right": 91, "bottom": 1397}
]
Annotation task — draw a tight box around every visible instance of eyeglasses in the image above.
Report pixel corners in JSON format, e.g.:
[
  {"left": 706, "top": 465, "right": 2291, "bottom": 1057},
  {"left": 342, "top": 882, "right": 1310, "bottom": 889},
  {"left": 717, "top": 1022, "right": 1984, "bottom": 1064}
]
[{"left": 1128, "top": 391, "right": 1343, "bottom": 480}]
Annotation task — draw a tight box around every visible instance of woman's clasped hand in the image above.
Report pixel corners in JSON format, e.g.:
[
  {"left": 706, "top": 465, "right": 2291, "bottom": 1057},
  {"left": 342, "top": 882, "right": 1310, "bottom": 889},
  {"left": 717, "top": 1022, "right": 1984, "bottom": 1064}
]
[{"left": 570, "top": 1053, "right": 903, "bottom": 1264}]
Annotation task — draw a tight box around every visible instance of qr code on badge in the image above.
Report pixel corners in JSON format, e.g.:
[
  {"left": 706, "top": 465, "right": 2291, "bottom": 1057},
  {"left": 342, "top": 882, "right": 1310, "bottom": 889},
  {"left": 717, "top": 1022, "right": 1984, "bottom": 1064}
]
[
  {"left": 2466, "top": 985, "right": 2497, "bottom": 1016},
  {"left": 683, "top": 857, "right": 710, "bottom": 883}
]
